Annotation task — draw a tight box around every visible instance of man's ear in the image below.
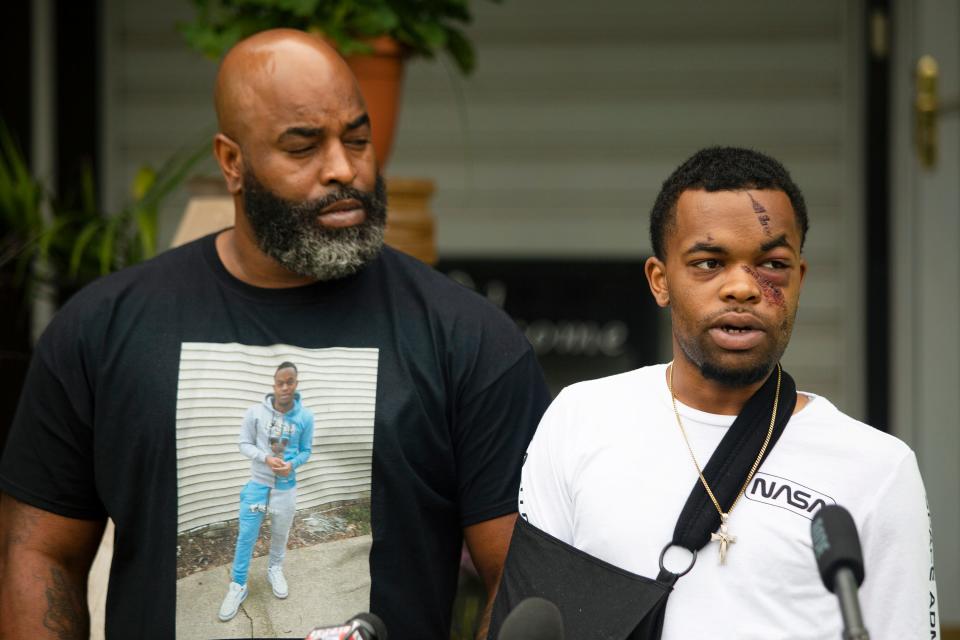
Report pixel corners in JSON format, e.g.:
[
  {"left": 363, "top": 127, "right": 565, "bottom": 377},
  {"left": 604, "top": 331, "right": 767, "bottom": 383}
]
[
  {"left": 213, "top": 133, "right": 244, "bottom": 195},
  {"left": 644, "top": 256, "right": 670, "bottom": 307}
]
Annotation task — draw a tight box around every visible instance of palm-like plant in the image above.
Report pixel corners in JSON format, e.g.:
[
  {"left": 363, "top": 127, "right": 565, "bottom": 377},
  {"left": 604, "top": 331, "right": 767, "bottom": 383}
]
[
  {"left": 1, "top": 119, "right": 209, "bottom": 304},
  {"left": 47, "top": 140, "right": 209, "bottom": 290}
]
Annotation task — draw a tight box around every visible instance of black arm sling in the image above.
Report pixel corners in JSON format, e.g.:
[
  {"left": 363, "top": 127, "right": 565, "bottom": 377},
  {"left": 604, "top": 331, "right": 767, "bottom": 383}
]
[{"left": 489, "top": 368, "right": 797, "bottom": 640}]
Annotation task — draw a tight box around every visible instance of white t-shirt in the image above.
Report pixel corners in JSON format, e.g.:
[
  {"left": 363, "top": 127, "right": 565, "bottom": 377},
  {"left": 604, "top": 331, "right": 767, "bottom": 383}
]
[{"left": 520, "top": 364, "right": 939, "bottom": 640}]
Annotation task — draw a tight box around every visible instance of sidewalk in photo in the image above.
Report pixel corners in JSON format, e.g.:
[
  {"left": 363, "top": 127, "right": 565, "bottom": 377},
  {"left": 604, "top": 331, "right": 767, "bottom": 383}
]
[{"left": 176, "top": 534, "right": 372, "bottom": 640}]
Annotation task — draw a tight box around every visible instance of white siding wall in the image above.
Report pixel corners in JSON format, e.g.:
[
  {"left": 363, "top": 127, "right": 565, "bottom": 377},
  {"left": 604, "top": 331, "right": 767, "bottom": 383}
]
[
  {"left": 103, "top": 0, "right": 864, "bottom": 415},
  {"left": 175, "top": 344, "right": 377, "bottom": 534}
]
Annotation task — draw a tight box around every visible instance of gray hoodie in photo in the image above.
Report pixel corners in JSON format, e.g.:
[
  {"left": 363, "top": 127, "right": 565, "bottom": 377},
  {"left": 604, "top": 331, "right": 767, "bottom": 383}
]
[{"left": 239, "top": 392, "right": 314, "bottom": 489}]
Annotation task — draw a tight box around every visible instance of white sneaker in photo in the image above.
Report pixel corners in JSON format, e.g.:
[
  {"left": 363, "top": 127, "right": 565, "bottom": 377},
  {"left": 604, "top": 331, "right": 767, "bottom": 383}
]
[
  {"left": 267, "top": 564, "right": 289, "bottom": 599},
  {"left": 218, "top": 581, "right": 247, "bottom": 621}
]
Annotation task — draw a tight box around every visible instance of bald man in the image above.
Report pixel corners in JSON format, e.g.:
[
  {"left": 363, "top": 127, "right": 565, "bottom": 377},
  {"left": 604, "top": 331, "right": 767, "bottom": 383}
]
[{"left": 0, "top": 30, "right": 550, "bottom": 639}]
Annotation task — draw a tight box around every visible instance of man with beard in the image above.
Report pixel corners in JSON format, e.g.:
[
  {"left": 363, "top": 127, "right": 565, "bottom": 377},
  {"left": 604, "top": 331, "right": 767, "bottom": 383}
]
[
  {"left": 0, "top": 30, "right": 550, "bottom": 639},
  {"left": 501, "top": 148, "right": 937, "bottom": 638}
]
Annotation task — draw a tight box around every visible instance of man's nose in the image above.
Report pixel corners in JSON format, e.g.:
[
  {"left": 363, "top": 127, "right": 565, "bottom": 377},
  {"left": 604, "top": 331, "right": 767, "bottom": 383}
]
[
  {"left": 720, "top": 266, "right": 762, "bottom": 303},
  {"left": 319, "top": 140, "right": 357, "bottom": 186}
]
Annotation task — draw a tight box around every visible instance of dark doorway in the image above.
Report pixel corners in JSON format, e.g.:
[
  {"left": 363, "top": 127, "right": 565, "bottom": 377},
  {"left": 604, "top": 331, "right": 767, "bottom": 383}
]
[{"left": 864, "top": 0, "right": 892, "bottom": 431}]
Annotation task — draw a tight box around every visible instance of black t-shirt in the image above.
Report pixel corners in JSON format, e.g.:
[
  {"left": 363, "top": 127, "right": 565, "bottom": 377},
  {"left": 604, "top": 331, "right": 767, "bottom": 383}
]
[{"left": 0, "top": 234, "right": 550, "bottom": 639}]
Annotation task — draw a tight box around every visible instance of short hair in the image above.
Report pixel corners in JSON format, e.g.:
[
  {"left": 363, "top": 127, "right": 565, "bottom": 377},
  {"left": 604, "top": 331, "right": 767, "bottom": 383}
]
[
  {"left": 275, "top": 361, "right": 298, "bottom": 376},
  {"left": 649, "top": 146, "right": 809, "bottom": 260}
]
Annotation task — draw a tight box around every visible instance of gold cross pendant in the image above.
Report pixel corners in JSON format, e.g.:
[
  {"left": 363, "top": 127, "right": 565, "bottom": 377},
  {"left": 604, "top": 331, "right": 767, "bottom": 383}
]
[{"left": 710, "top": 513, "right": 737, "bottom": 565}]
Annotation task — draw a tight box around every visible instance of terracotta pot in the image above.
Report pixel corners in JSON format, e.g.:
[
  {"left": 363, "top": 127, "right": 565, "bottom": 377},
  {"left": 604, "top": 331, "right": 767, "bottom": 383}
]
[{"left": 342, "top": 36, "right": 406, "bottom": 169}]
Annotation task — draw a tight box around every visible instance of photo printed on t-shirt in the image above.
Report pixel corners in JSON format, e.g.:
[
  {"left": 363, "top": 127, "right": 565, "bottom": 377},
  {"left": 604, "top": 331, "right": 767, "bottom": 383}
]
[{"left": 173, "top": 342, "right": 378, "bottom": 639}]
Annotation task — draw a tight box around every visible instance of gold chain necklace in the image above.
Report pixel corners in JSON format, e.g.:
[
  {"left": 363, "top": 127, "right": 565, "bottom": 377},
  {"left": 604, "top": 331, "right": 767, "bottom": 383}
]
[{"left": 667, "top": 362, "right": 781, "bottom": 565}]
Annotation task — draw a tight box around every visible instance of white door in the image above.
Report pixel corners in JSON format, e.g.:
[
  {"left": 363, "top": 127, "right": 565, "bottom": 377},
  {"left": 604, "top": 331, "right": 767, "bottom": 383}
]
[{"left": 891, "top": 0, "right": 960, "bottom": 631}]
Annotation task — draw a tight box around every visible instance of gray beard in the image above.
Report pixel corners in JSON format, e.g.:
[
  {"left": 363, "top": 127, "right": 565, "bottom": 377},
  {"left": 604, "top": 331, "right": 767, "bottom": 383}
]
[
  {"left": 242, "top": 172, "right": 387, "bottom": 282},
  {"left": 268, "top": 220, "right": 385, "bottom": 282}
]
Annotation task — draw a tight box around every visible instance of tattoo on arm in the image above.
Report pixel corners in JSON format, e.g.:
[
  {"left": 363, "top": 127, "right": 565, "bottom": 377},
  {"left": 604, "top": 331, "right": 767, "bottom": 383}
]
[
  {"left": 2, "top": 494, "right": 102, "bottom": 639},
  {"left": 43, "top": 567, "right": 88, "bottom": 640}
]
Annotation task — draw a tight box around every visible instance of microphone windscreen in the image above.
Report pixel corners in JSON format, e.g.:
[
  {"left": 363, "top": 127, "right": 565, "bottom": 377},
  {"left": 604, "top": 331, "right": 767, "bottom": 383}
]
[
  {"left": 352, "top": 612, "right": 388, "bottom": 640},
  {"left": 498, "top": 597, "right": 564, "bottom": 640},
  {"left": 811, "top": 504, "right": 865, "bottom": 591}
]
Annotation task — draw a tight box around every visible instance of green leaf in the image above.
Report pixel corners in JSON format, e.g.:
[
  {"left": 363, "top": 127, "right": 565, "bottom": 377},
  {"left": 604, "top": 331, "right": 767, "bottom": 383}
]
[
  {"left": 137, "top": 138, "right": 209, "bottom": 214},
  {"left": 274, "top": 0, "right": 321, "bottom": 18},
  {"left": 440, "top": 0, "right": 471, "bottom": 22},
  {"left": 37, "top": 217, "right": 71, "bottom": 262},
  {"left": 408, "top": 20, "right": 447, "bottom": 52},
  {"left": 335, "top": 36, "right": 376, "bottom": 56},
  {"left": 218, "top": 20, "right": 261, "bottom": 53},
  {"left": 69, "top": 223, "right": 102, "bottom": 278},
  {"left": 179, "top": 21, "right": 230, "bottom": 59},
  {"left": 0, "top": 121, "right": 45, "bottom": 256},
  {"left": 134, "top": 207, "right": 157, "bottom": 260},
  {"left": 350, "top": 6, "right": 399, "bottom": 35},
  {"left": 444, "top": 27, "right": 475, "bottom": 74},
  {"left": 98, "top": 215, "right": 121, "bottom": 275},
  {"left": 180, "top": 8, "right": 280, "bottom": 59}
]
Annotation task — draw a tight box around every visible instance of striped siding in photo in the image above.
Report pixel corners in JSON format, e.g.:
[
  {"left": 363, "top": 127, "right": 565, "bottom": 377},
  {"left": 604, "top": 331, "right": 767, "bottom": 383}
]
[{"left": 175, "top": 343, "right": 378, "bottom": 534}]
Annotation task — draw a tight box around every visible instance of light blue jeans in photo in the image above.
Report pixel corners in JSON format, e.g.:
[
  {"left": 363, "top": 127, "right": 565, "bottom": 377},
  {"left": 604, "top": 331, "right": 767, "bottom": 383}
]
[{"left": 230, "top": 480, "right": 297, "bottom": 585}]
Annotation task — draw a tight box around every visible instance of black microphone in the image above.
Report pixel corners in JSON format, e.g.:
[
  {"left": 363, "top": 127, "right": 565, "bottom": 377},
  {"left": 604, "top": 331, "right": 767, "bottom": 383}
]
[
  {"left": 497, "top": 597, "right": 564, "bottom": 640},
  {"left": 811, "top": 505, "right": 870, "bottom": 640},
  {"left": 305, "top": 612, "right": 387, "bottom": 640}
]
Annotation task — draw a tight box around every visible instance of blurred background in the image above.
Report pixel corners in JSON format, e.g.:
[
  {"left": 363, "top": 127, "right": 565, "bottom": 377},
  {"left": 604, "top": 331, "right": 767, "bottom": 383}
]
[{"left": 1, "top": 0, "right": 956, "bottom": 636}]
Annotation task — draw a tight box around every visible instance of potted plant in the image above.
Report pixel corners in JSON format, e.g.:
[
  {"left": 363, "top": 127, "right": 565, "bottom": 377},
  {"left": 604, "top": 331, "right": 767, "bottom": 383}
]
[
  {"left": 180, "top": 0, "right": 499, "bottom": 167},
  {"left": 46, "top": 141, "right": 209, "bottom": 303}
]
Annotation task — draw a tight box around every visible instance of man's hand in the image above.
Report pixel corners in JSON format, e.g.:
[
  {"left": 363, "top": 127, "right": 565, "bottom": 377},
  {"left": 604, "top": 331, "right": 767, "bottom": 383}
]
[
  {"left": 0, "top": 492, "right": 106, "bottom": 639},
  {"left": 463, "top": 513, "right": 517, "bottom": 640},
  {"left": 266, "top": 456, "right": 292, "bottom": 477}
]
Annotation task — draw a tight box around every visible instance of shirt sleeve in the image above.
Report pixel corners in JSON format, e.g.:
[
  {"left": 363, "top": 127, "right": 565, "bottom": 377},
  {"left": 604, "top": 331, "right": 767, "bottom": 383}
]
[
  {"left": 0, "top": 312, "right": 105, "bottom": 520},
  {"left": 454, "top": 348, "right": 551, "bottom": 527},
  {"left": 238, "top": 408, "right": 266, "bottom": 462},
  {"left": 291, "top": 413, "right": 313, "bottom": 469},
  {"left": 518, "top": 388, "right": 576, "bottom": 544},
  {"left": 858, "top": 451, "right": 939, "bottom": 640}
]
